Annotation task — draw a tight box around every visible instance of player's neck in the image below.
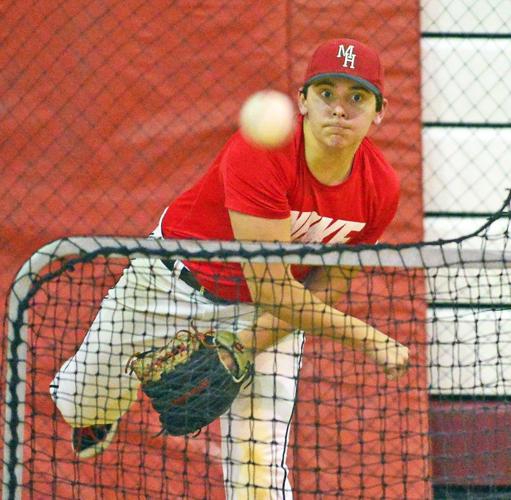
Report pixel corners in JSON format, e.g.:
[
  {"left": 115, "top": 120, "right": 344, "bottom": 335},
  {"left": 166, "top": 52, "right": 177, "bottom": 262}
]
[{"left": 303, "top": 127, "right": 360, "bottom": 186}]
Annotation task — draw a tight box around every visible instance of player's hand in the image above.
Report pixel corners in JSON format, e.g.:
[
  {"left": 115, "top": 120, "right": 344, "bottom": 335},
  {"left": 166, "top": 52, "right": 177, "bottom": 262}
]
[{"left": 365, "top": 337, "right": 410, "bottom": 380}]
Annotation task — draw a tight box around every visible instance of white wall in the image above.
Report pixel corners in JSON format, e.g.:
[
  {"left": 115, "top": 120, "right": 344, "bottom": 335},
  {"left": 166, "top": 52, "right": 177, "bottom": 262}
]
[{"left": 420, "top": 0, "right": 511, "bottom": 395}]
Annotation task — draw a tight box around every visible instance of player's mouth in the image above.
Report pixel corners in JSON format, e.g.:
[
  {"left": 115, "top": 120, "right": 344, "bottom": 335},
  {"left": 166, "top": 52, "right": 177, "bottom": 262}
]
[{"left": 323, "top": 123, "right": 350, "bottom": 133}]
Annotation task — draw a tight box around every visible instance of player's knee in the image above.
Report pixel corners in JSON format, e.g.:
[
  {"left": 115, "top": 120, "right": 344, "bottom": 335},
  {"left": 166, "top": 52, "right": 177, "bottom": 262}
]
[
  {"left": 241, "top": 449, "right": 288, "bottom": 494},
  {"left": 50, "top": 369, "right": 137, "bottom": 427},
  {"left": 49, "top": 378, "right": 75, "bottom": 426},
  {"left": 49, "top": 373, "right": 91, "bottom": 427}
]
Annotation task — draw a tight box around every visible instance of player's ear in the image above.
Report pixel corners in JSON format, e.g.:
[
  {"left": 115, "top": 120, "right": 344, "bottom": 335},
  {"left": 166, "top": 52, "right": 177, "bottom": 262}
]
[
  {"left": 297, "top": 88, "right": 308, "bottom": 116},
  {"left": 372, "top": 97, "right": 388, "bottom": 126}
]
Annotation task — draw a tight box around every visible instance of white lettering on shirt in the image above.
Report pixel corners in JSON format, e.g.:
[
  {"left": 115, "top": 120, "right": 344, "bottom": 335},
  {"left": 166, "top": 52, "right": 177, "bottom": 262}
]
[{"left": 290, "top": 210, "right": 365, "bottom": 244}]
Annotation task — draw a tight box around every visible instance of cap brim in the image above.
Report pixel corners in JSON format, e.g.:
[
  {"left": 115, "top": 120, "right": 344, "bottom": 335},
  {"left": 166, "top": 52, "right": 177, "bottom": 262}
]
[{"left": 304, "top": 73, "right": 382, "bottom": 100}]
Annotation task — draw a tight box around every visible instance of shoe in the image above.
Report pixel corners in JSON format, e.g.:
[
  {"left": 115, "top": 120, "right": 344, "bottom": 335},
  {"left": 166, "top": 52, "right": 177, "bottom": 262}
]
[{"left": 72, "top": 421, "right": 119, "bottom": 458}]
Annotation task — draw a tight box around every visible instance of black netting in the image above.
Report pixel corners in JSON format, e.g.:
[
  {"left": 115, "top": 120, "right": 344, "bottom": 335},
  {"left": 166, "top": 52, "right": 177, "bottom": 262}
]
[{"left": 3, "top": 193, "right": 510, "bottom": 499}]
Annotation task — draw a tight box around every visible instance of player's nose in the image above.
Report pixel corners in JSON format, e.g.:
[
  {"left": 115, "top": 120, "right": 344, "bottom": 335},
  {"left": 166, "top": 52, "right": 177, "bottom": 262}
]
[{"left": 331, "top": 100, "right": 347, "bottom": 118}]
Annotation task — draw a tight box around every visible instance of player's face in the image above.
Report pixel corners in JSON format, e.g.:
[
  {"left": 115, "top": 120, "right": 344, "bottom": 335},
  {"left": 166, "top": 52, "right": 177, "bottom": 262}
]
[{"left": 298, "top": 77, "right": 386, "bottom": 150}]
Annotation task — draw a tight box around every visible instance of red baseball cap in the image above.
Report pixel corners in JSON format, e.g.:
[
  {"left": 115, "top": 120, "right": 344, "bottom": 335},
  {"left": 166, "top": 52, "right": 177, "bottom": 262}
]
[{"left": 304, "top": 38, "right": 384, "bottom": 107}]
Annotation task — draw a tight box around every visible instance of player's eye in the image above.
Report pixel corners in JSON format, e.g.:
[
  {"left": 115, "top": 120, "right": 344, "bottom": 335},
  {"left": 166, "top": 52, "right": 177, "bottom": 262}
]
[
  {"left": 351, "top": 92, "right": 364, "bottom": 103},
  {"left": 320, "top": 89, "right": 333, "bottom": 99}
]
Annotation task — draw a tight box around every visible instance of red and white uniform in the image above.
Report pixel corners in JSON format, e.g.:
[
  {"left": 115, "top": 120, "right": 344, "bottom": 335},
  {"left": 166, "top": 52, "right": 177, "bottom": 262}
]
[
  {"left": 52, "top": 119, "right": 399, "bottom": 500},
  {"left": 162, "top": 117, "right": 399, "bottom": 302}
]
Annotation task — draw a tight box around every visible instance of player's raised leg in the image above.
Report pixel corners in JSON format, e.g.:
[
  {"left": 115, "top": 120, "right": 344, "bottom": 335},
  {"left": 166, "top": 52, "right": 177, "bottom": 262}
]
[
  {"left": 49, "top": 258, "right": 188, "bottom": 457},
  {"left": 49, "top": 295, "right": 142, "bottom": 457}
]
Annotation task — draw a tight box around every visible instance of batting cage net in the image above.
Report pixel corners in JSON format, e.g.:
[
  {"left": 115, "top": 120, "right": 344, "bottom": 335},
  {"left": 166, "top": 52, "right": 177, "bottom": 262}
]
[{"left": 3, "top": 196, "right": 510, "bottom": 500}]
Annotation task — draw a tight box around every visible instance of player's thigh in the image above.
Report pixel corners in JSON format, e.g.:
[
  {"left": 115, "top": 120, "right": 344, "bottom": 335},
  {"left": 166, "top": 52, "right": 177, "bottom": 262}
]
[
  {"left": 53, "top": 261, "right": 186, "bottom": 394},
  {"left": 58, "top": 258, "right": 258, "bottom": 384}
]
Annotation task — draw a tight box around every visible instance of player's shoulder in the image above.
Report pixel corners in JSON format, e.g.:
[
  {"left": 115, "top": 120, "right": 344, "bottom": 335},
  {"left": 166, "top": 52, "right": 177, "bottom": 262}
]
[
  {"left": 358, "top": 137, "right": 400, "bottom": 193},
  {"left": 225, "top": 128, "right": 298, "bottom": 158},
  {"left": 220, "top": 127, "right": 300, "bottom": 181}
]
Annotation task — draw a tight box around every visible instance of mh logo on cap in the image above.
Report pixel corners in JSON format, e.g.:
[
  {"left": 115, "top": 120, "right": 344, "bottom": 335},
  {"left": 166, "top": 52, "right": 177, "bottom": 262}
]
[{"left": 336, "top": 44, "right": 356, "bottom": 69}]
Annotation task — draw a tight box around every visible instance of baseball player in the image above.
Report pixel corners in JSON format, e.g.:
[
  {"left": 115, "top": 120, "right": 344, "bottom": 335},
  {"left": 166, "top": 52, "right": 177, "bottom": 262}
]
[{"left": 50, "top": 37, "right": 409, "bottom": 498}]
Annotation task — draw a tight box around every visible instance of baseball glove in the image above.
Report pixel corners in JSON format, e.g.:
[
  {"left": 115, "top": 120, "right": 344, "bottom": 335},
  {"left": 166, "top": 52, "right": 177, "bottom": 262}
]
[{"left": 126, "top": 325, "right": 253, "bottom": 436}]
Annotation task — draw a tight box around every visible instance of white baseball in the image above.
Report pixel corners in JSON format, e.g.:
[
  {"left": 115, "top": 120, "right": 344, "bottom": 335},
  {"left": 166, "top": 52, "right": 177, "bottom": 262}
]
[{"left": 239, "top": 90, "right": 296, "bottom": 149}]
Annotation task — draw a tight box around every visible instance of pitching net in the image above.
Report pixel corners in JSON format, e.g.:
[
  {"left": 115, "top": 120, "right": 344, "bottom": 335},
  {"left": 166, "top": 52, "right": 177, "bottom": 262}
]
[{"left": 2, "top": 206, "right": 511, "bottom": 499}]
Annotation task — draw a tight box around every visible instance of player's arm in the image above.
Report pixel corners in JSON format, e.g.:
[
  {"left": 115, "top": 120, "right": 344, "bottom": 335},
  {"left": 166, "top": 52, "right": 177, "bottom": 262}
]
[
  {"left": 303, "top": 265, "right": 359, "bottom": 305},
  {"left": 240, "top": 267, "right": 358, "bottom": 357},
  {"left": 229, "top": 209, "right": 408, "bottom": 379}
]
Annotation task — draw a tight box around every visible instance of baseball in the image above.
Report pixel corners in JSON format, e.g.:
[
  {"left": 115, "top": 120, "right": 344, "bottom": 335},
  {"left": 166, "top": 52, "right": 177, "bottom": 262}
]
[{"left": 239, "top": 90, "right": 296, "bottom": 149}]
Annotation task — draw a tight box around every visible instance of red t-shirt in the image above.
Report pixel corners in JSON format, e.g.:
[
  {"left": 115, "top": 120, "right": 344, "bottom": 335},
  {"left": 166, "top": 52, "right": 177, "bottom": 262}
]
[{"left": 162, "top": 119, "right": 400, "bottom": 302}]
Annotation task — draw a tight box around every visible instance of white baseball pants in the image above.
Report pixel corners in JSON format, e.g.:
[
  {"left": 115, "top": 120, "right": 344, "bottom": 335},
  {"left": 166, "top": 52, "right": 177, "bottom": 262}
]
[{"left": 50, "top": 256, "right": 304, "bottom": 499}]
